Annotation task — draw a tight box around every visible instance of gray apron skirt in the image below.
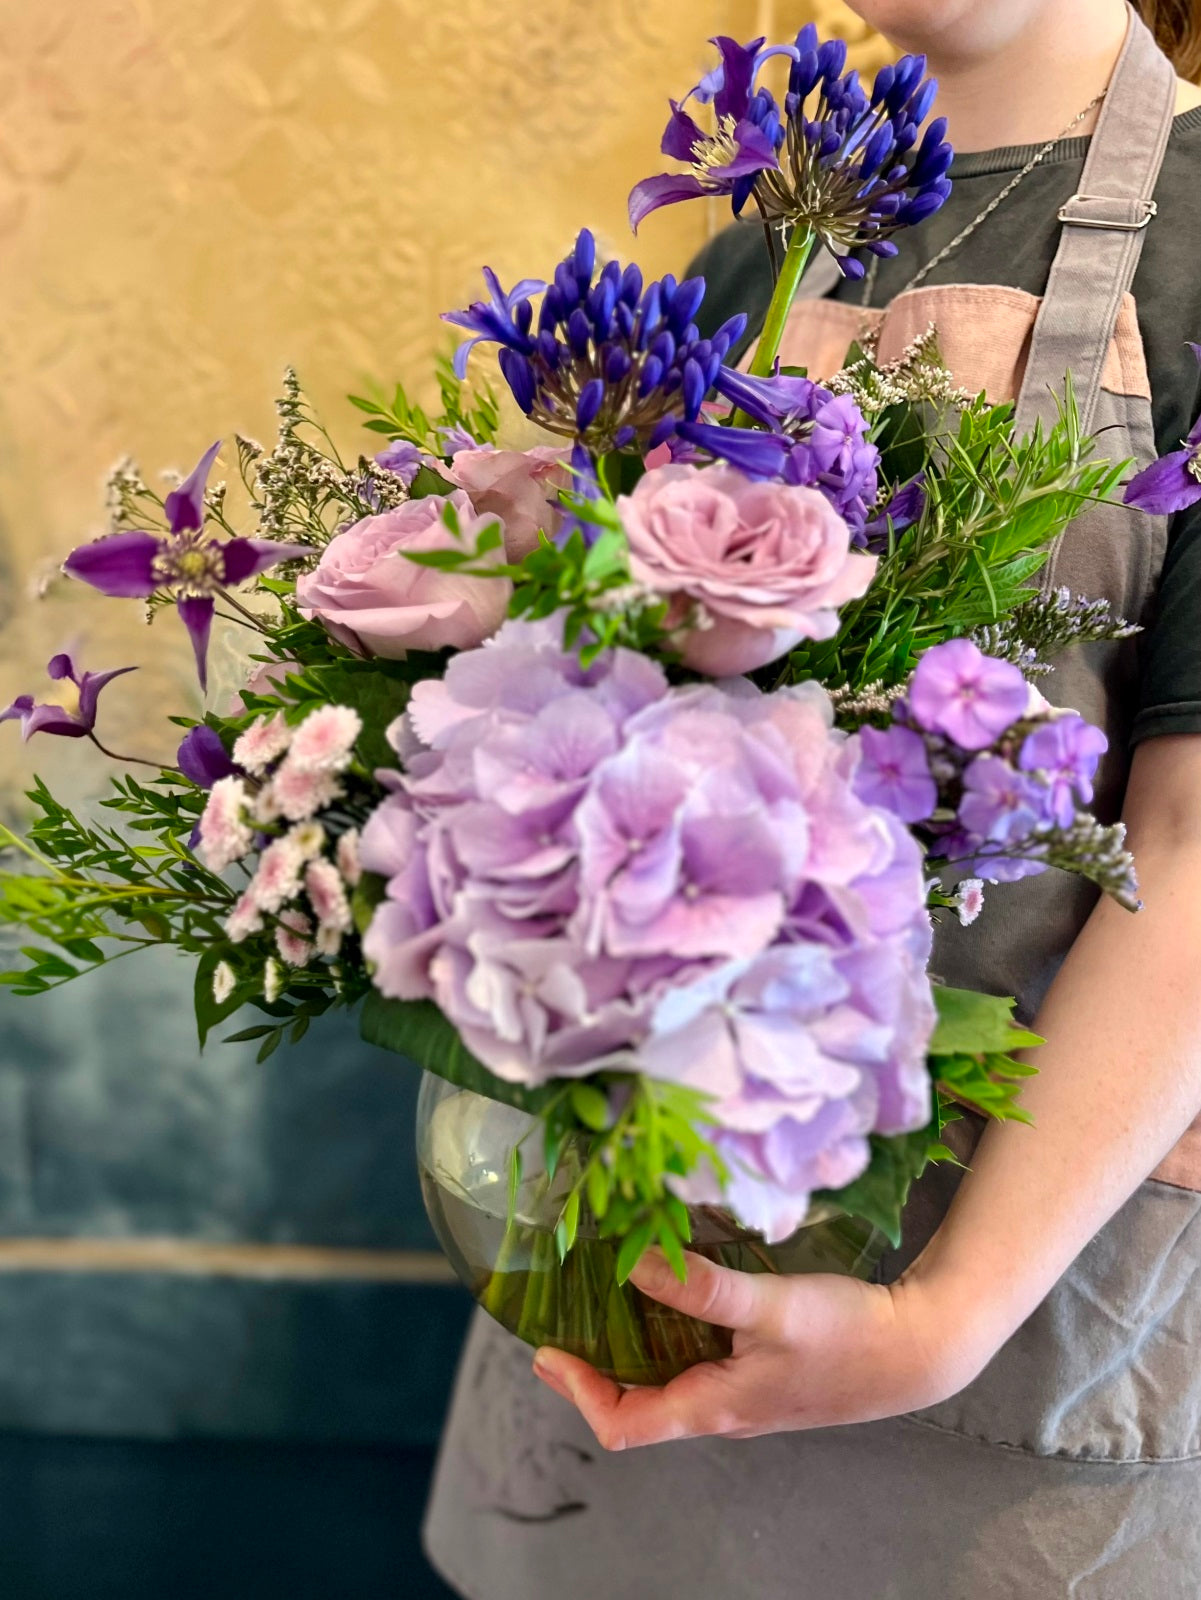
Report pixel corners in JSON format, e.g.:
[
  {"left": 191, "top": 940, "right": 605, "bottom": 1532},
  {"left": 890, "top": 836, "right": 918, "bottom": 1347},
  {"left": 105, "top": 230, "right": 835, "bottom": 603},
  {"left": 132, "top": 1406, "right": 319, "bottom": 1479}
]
[{"left": 425, "top": 13, "right": 1201, "bottom": 1594}]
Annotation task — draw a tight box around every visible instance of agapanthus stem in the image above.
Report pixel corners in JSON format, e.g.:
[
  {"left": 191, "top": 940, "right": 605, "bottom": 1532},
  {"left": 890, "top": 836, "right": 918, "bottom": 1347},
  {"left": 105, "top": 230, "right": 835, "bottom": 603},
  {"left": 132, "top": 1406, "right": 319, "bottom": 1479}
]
[{"left": 748, "top": 226, "right": 816, "bottom": 380}]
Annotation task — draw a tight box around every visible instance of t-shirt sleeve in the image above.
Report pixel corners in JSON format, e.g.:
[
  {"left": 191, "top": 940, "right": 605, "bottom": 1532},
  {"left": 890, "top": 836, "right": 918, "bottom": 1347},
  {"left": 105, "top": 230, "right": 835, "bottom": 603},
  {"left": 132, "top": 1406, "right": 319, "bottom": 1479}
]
[{"left": 1132, "top": 498, "right": 1201, "bottom": 743}]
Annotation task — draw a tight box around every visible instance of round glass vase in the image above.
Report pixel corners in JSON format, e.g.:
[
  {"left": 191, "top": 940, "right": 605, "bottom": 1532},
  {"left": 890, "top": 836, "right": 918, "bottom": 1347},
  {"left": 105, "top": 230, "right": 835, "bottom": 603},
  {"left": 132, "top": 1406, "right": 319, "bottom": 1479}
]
[{"left": 416, "top": 1073, "right": 888, "bottom": 1387}]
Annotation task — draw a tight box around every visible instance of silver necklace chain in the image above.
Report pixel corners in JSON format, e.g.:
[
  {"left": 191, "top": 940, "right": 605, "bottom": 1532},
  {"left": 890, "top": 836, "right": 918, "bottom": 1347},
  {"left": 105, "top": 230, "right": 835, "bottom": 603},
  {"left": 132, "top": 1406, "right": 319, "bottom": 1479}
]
[{"left": 861, "top": 89, "right": 1108, "bottom": 308}]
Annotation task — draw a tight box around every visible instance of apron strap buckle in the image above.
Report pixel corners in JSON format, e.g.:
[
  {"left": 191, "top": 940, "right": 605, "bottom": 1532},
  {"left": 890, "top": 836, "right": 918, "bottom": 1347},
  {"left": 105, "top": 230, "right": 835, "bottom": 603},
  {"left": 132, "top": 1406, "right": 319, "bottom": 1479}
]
[{"left": 1056, "top": 193, "right": 1159, "bottom": 231}]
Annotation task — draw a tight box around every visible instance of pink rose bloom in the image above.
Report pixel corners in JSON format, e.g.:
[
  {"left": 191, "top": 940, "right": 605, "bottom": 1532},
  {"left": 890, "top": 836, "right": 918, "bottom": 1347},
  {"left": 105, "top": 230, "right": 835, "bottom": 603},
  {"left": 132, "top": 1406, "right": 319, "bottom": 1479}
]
[
  {"left": 295, "top": 491, "right": 510, "bottom": 658},
  {"left": 445, "top": 446, "right": 570, "bottom": 562},
  {"left": 619, "top": 463, "right": 877, "bottom": 676}
]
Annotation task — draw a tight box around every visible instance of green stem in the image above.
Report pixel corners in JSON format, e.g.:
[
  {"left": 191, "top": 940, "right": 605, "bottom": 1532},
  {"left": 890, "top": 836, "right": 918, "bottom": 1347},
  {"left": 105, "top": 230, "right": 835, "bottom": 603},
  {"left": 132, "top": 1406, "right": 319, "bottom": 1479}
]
[{"left": 748, "top": 226, "right": 816, "bottom": 380}]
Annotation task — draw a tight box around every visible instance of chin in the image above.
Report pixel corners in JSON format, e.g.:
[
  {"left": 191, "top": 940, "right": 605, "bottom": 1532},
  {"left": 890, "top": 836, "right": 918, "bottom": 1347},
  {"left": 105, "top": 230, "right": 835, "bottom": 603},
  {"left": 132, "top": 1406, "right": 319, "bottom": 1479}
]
[{"left": 844, "top": 0, "right": 1041, "bottom": 57}]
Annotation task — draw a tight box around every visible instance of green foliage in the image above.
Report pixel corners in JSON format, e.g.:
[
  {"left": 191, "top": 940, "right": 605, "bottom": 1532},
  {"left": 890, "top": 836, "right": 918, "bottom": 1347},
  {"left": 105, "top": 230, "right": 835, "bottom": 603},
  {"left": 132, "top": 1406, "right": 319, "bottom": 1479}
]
[
  {"left": 814, "top": 1124, "right": 937, "bottom": 1249},
  {"left": 787, "top": 383, "right": 1128, "bottom": 691},
  {"left": 929, "top": 986, "right": 1043, "bottom": 1126},
  {"left": 348, "top": 351, "right": 501, "bottom": 453}
]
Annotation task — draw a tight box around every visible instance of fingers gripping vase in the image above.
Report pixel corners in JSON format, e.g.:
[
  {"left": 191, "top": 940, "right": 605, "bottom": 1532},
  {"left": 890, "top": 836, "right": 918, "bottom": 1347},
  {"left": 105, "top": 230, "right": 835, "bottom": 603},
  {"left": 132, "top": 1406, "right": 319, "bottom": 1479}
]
[{"left": 416, "top": 1073, "right": 887, "bottom": 1387}]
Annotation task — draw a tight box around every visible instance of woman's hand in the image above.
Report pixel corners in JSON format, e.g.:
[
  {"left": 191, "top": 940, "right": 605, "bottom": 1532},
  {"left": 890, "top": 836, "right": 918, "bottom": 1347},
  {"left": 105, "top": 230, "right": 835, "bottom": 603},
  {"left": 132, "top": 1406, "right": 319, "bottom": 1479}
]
[{"left": 531, "top": 1248, "right": 989, "bottom": 1452}]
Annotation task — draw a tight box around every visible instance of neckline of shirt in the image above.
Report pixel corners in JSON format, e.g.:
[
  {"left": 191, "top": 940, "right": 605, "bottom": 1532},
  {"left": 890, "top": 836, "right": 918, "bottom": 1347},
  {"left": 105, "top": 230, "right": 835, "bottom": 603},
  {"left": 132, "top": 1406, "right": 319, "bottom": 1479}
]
[{"left": 950, "top": 103, "right": 1201, "bottom": 179}]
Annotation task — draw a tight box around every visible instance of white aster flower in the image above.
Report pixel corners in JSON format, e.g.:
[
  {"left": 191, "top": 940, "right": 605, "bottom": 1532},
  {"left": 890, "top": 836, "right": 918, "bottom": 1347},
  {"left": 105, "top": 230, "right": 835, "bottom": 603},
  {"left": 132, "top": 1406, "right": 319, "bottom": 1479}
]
[
  {"left": 305, "top": 857, "right": 352, "bottom": 934},
  {"left": 287, "top": 705, "right": 362, "bottom": 773},
  {"left": 232, "top": 712, "right": 292, "bottom": 774},
  {"left": 225, "top": 890, "right": 264, "bottom": 944},
  {"left": 956, "top": 878, "right": 986, "bottom": 927},
  {"left": 198, "top": 777, "right": 254, "bottom": 871},
  {"left": 211, "top": 960, "right": 237, "bottom": 1004},
  {"left": 268, "top": 761, "right": 345, "bottom": 822},
  {"left": 249, "top": 835, "right": 305, "bottom": 914},
  {"left": 263, "top": 958, "right": 284, "bottom": 1003},
  {"left": 275, "top": 908, "right": 314, "bottom": 967}
]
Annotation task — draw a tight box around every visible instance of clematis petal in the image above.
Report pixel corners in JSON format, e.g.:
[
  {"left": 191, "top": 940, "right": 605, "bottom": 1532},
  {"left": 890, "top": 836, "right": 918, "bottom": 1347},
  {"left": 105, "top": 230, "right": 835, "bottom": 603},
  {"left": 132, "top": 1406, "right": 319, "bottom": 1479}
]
[
  {"left": 0, "top": 695, "right": 35, "bottom": 727},
  {"left": 628, "top": 172, "right": 710, "bottom": 232},
  {"left": 177, "top": 595, "right": 215, "bottom": 690},
  {"left": 177, "top": 724, "right": 239, "bottom": 788},
  {"left": 46, "top": 653, "right": 78, "bottom": 684},
  {"left": 76, "top": 665, "right": 137, "bottom": 728},
  {"left": 661, "top": 101, "right": 708, "bottom": 161},
  {"left": 710, "top": 34, "right": 762, "bottom": 122},
  {"left": 164, "top": 440, "right": 222, "bottom": 534},
  {"left": 1123, "top": 449, "right": 1201, "bottom": 516},
  {"left": 18, "top": 703, "right": 88, "bottom": 740},
  {"left": 63, "top": 530, "right": 160, "bottom": 598},
  {"left": 220, "top": 538, "right": 311, "bottom": 585}
]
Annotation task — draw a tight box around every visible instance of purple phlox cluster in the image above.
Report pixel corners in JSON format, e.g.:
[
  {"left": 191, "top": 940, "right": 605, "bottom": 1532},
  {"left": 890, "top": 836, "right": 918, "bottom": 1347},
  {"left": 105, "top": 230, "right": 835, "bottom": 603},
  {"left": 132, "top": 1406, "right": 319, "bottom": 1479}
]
[
  {"left": 1, "top": 652, "right": 136, "bottom": 742},
  {"left": 630, "top": 27, "right": 952, "bottom": 278},
  {"left": 63, "top": 442, "right": 310, "bottom": 689},
  {"left": 195, "top": 704, "right": 363, "bottom": 962},
  {"left": 1124, "top": 344, "right": 1201, "bottom": 515},
  {"left": 852, "top": 639, "right": 1110, "bottom": 887},
  {"left": 629, "top": 36, "right": 787, "bottom": 231},
  {"left": 362, "top": 612, "right": 935, "bottom": 1242},
  {"left": 693, "top": 367, "right": 880, "bottom": 537},
  {"left": 443, "top": 229, "right": 746, "bottom": 457}
]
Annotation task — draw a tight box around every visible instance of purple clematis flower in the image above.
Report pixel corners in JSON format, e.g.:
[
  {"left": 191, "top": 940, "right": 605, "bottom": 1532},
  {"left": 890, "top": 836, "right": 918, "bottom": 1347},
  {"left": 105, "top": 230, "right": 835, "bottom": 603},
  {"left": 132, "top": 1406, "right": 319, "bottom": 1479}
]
[
  {"left": 1124, "top": 349, "right": 1201, "bottom": 515},
  {"left": 630, "top": 36, "right": 787, "bottom": 231},
  {"left": 63, "top": 442, "right": 310, "bottom": 690},
  {"left": 1, "top": 652, "right": 135, "bottom": 742},
  {"left": 177, "top": 724, "right": 240, "bottom": 789}
]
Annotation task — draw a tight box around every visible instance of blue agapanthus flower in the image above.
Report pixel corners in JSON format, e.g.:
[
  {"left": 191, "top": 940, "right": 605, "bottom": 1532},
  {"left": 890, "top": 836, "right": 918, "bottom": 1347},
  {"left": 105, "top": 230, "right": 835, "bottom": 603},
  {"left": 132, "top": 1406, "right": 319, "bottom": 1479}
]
[
  {"left": 631, "top": 27, "right": 952, "bottom": 277},
  {"left": 443, "top": 230, "right": 746, "bottom": 456}
]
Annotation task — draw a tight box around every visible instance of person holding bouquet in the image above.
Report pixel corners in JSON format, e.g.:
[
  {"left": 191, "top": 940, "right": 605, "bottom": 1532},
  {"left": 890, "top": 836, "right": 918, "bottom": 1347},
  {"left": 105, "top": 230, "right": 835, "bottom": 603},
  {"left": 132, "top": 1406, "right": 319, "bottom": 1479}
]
[{"left": 423, "top": 3, "right": 1201, "bottom": 1596}]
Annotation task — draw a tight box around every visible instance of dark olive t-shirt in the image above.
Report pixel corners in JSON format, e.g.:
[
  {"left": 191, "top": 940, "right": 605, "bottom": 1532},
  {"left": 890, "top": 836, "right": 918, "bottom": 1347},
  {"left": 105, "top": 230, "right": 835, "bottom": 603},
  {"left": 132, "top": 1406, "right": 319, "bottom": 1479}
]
[{"left": 689, "top": 107, "right": 1201, "bottom": 744}]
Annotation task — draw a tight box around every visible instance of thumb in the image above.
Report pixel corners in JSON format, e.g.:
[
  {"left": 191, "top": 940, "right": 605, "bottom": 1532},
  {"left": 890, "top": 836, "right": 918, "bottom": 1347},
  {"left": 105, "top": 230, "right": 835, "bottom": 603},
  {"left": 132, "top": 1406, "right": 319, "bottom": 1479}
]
[{"left": 629, "top": 1248, "right": 766, "bottom": 1331}]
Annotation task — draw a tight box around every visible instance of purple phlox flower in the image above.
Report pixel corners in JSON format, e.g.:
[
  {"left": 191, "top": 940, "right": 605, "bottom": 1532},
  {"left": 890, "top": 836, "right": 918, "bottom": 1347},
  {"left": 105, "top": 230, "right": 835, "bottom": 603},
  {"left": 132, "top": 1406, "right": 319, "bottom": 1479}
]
[
  {"left": 958, "top": 755, "right": 1049, "bottom": 844},
  {"left": 443, "top": 230, "right": 746, "bottom": 456},
  {"left": 437, "top": 424, "right": 482, "bottom": 456},
  {"left": 1, "top": 651, "right": 135, "bottom": 742},
  {"left": 861, "top": 474, "right": 927, "bottom": 552},
  {"left": 630, "top": 36, "right": 787, "bottom": 231},
  {"left": 853, "top": 723, "right": 937, "bottom": 824},
  {"left": 908, "top": 639, "right": 1028, "bottom": 751},
  {"left": 1018, "top": 713, "right": 1108, "bottom": 828},
  {"left": 442, "top": 266, "right": 549, "bottom": 381},
  {"left": 177, "top": 724, "right": 241, "bottom": 789},
  {"left": 751, "top": 28, "right": 951, "bottom": 275},
  {"left": 374, "top": 440, "right": 429, "bottom": 487},
  {"left": 1124, "top": 349, "right": 1201, "bottom": 515},
  {"left": 63, "top": 442, "right": 310, "bottom": 690}
]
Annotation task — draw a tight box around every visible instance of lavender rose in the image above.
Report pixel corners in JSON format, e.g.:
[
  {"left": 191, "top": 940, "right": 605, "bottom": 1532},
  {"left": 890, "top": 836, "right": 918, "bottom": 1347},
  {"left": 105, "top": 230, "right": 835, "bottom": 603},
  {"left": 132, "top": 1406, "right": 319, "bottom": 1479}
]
[
  {"left": 445, "top": 446, "right": 570, "bottom": 562},
  {"left": 295, "top": 492, "right": 510, "bottom": 658},
  {"left": 618, "top": 463, "right": 877, "bottom": 676}
]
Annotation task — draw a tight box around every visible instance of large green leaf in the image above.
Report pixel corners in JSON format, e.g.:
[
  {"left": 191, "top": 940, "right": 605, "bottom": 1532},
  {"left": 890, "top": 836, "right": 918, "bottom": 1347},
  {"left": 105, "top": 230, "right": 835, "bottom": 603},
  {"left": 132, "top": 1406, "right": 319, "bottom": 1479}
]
[
  {"left": 814, "top": 1124, "right": 936, "bottom": 1248},
  {"left": 358, "top": 991, "right": 559, "bottom": 1114},
  {"left": 930, "top": 986, "right": 1043, "bottom": 1057}
]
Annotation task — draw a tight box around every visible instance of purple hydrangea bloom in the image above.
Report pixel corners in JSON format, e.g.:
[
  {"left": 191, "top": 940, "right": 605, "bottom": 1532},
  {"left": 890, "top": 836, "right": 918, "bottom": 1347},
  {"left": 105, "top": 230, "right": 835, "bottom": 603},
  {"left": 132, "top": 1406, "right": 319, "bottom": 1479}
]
[
  {"left": 853, "top": 724, "right": 937, "bottom": 823},
  {"left": 364, "top": 614, "right": 935, "bottom": 1242},
  {"left": 1124, "top": 345, "right": 1201, "bottom": 515},
  {"left": 63, "top": 443, "right": 310, "bottom": 689},
  {"left": 1, "top": 652, "right": 136, "bottom": 742},
  {"left": 1018, "top": 714, "right": 1108, "bottom": 828},
  {"left": 442, "top": 230, "right": 746, "bottom": 457},
  {"left": 909, "top": 639, "right": 1028, "bottom": 751}
]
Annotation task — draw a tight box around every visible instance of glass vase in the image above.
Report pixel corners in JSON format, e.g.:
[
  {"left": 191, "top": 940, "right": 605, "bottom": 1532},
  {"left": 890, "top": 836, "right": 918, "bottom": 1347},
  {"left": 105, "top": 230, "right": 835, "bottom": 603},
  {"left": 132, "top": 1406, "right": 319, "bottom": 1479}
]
[{"left": 416, "top": 1072, "right": 887, "bottom": 1387}]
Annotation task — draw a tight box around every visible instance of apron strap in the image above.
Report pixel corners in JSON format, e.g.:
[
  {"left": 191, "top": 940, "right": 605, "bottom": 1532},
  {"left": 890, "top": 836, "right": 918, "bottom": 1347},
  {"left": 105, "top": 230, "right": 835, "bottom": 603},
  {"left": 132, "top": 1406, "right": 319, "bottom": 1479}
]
[{"left": 1015, "top": 3, "right": 1177, "bottom": 434}]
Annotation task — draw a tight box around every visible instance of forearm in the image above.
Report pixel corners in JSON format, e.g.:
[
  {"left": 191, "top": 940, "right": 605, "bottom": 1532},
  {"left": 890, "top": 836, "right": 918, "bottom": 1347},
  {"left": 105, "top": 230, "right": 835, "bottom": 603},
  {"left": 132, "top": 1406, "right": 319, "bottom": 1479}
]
[{"left": 907, "top": 771, "right": 1201, "bottom": 1366}]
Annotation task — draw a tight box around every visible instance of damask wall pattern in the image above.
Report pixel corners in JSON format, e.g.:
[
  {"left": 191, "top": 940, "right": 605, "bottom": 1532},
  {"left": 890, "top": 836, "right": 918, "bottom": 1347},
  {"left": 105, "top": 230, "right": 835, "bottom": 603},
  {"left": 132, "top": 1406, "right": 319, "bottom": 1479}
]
[{"left": 0, "top": 0, "right": 888, "bottom": 782}]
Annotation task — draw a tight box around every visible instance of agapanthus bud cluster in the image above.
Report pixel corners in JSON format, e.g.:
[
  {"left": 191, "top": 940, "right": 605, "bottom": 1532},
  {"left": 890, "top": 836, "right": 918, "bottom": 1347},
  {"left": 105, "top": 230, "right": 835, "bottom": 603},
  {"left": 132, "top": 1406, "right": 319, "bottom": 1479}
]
[
  {"left": 444, "top": 230, "right": 746, "bottom": 456},
  {"left": 755, "top": 29, "right": 953, "bottom": 277},
  {"left": 194, "top": 705, "right": 365, "bottom": 965},
  {"left": 853, "top": 640, "right": 1138, "bottom": 907},
  {"left": 630, "top": 30, "right": 952, "bottom": 278},
  {"left": 361, "top": 613, "right": 935, "bottom": 1242}
]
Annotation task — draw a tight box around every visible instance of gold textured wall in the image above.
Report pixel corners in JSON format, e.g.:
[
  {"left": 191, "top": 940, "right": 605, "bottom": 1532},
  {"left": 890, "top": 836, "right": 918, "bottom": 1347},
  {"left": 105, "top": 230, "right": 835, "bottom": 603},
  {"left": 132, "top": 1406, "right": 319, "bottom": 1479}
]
[{"left": 0, "top": 0, "right": 887, "bottom": 778}]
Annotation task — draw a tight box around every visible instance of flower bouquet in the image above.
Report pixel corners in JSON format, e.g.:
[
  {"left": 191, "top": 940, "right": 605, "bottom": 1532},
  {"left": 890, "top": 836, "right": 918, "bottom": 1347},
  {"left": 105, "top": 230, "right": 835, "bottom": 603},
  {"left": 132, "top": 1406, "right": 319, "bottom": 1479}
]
[{"left": 0, "top": 29, "right": 1151, "bottom": 1386}]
